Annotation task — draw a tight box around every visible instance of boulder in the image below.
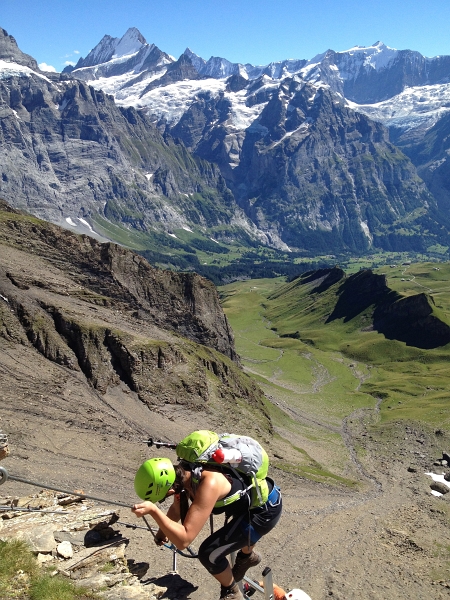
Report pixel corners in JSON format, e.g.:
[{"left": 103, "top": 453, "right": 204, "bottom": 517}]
[
  {"left": 430, "top": 481, "right": 450, "bottom": 494},
  {"left": 22, "top": 523, "right": 58, "bottom": 553}
]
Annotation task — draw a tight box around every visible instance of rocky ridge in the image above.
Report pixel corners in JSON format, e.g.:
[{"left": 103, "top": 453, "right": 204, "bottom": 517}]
[
  {"left": 169, "top": 77, "right": 438, "bottom": 253},
  {"left": 296, "top": 267, "right": 450, "bottom": 349},
  {"left": 0, "top": 200, "right": 269, "bottom": 426}
]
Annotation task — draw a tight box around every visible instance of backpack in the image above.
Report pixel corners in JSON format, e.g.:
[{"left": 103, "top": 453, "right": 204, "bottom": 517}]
[{"left": 175, "top": 430, "right": 269, "bottom": 508}]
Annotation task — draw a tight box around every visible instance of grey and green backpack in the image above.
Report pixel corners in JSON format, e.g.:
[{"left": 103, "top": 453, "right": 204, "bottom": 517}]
[{"left": 176, "top": 430, "right": 269, "bottom": 508}]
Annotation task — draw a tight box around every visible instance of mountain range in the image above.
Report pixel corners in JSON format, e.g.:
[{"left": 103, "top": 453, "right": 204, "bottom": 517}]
[{"left": 1, "top": 25, "right": 450, "bottom": 263}]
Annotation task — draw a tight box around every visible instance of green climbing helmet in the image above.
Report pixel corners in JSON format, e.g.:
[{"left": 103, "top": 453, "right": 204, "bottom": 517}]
[{"left": 134, "top": 457, "right": 176, "bottom": 502}]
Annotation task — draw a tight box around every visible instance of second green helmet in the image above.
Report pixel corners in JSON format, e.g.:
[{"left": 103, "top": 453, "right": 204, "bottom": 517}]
[{"left": 134, "top": 458, "right": 176, "bottom": 502}]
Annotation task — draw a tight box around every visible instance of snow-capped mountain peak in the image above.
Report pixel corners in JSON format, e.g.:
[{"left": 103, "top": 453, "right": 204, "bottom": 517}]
[
  {"left": 112, "top": 27, "right": 147, "bottom": 59},
  {"left": 341, "top": 41, "right": 398, "bottom": 71},
  {"left": 72, "top": 27, "right": 147, "bottom": 69},
  {"left": 183, "top": 48, "right": 206, "bottom": 73}
]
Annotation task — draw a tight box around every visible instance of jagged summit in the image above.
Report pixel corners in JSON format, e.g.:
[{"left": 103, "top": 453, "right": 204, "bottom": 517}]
[
  {"left": 70, "top": 27, "right": 148, "bottom": 70},
  {"left": 113, "top": 27, "right": 147, "bottom": 58},
  {"left": 183, "top": 47, "right": 206, "bottom": 73}
]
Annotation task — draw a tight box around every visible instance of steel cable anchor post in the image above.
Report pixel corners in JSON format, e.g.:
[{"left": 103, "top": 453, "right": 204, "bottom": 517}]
[{"left": 142, "top": 438, "right": 177, "bottom": 449}]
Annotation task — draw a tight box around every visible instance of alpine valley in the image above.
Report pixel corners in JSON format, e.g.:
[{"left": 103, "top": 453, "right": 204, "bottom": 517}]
[{"left": 1, "top": 26, "right": 450, "bottom": 272}]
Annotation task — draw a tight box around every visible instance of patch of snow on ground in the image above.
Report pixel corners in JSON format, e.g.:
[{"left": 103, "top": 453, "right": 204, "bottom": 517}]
[
  {"left": 167, "top": 233, "right": 177, "bottom": 238},
  {"left": 299, "top": 62, "right": 321, "bottom": 79},
  {"left": 0, "top": 294, "right": 9, "bottom": 303},
  {"left": 226, "top": 88, "right": 270, "bottom": 130},
  {"left": 331, "top": 43, "right": 398, "bottom": 74},
  {"left": 209, "top": 237, "right": 219, "bottom": 244},
  {"left": 360, "top": 220, "right": 372, "bottom": 241},
  {"left": 78, "top": 218, "right": 94, "bottom": 233},
  {"left": 75, "top": 52, "right": 141, "bottom": 74},
  {"left": 426, "top": 472, "right": 450, "bottom": 496},
  {"left": 269, "top": 122, "right": 311, "bottom": 148},
  {"left": 65, "top": 217, "right": 77, "bottom": 227},
  {"left": 359, "top": 43, "right": 398, "bottom": 71},
  {"left": 182, "top": 226, "right": 193, "bottom": 232},
  {"left": 145, "top": 173, "right": 153, "bottom": 180},
  {"left": 0, "top": 60, "right": 51, "bottom": 82}
]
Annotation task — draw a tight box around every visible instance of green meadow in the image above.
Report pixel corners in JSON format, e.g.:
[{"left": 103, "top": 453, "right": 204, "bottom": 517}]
[{"left": 219, "top": 263, "right": 450, "bottom": 483}]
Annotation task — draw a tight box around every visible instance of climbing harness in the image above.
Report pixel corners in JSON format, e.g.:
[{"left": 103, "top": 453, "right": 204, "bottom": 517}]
[{"left": 140, "top": 437, "right": 279, "bottom": 598}]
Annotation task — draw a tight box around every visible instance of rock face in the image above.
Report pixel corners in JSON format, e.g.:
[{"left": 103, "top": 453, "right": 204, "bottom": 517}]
[
  {"left": 0, "top": 201, "right": 269, "bottom": 416},
  {"left": 0, "top": 27, "right": 39, "bottom": 70},
  {"left": 298, "top": 44, "right": 450, "bottom": 104},
  {"left": 169, "top": 77, "right": 436, "bottom": 253},
  {"left": 63, "top": 31, "right": 450, "bottom": 254},
  {"left": 0, "top": 33, "right": 256, "bottom": 246},
  {"left": 396, "top": 110, "right": 450, "bottom": 219}
]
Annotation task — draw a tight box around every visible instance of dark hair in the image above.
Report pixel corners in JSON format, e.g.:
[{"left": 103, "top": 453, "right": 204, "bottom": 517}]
[
  {"left": 174, "top": 462, "right": 190, "bottom": 523},
  {"left": 173, "top": 463, "right": 187, "bottom": 494}
]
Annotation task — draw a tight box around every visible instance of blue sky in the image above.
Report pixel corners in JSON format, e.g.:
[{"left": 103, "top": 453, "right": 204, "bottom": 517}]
[{"left": 3, "top": 0, "right": 450, "bottom": 72}]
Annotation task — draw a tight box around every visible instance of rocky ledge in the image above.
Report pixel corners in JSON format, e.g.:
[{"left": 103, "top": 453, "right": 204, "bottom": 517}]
[{"left": 0, "top": 488, "right": 165, "bottom": 600}]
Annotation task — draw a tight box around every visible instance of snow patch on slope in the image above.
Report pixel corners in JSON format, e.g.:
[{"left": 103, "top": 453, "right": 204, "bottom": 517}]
[
  {"left": 224, "top": 88, "right": 269, "bottom": 130},
  {"left": 87, "top": 69, "right": 168, "bottom": 104},
  {"left": 344, "top": 42, "right": 398, "bottom": 72},
  {"left": 141, "top": 79, "right": 226, "bottom": 123},
  {"left": 112, "top": 28, "right": 146, "bottom": 59},
  {"left": 348, "top": 82, "right": 450, "bottom": 132},
  {"left": 0, "top": 60, "right": 51, "bottom": 82}
]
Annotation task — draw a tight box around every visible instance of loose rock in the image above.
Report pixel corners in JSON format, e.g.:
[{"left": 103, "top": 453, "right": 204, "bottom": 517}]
[{"left": 430, "top": 482, "right": 450, "bottom": 494}]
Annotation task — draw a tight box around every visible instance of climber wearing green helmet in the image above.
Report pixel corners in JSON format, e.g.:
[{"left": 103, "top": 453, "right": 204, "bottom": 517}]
[{"left": 132, "top": 457, "right": 282, "bottom": 600}]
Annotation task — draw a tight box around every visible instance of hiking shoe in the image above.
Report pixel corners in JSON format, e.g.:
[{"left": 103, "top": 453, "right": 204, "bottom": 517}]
[
  {"left": 232, "top": 550, "right": 262, "bottom": 582},
  {"left": 220, "top": 582, "right": 244, "bottom": 599}
]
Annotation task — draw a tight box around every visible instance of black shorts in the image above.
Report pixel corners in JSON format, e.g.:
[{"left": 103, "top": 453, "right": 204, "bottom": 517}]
[{"left": 197, "top": 485, "right": 282, "bottom": 575}]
